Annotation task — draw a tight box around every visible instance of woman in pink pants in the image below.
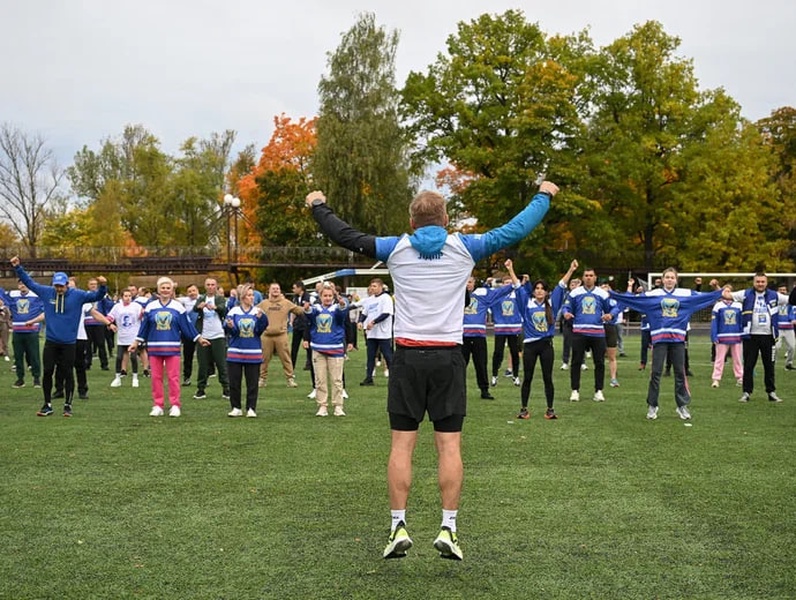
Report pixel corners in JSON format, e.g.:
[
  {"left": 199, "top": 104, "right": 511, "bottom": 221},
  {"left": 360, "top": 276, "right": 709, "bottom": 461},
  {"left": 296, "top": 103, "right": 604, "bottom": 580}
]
[
  {"left": 130, "top": 277, "right": 208, "bottom": 417},
  {"left": 710, "top": 286, "right": 744, "bottom": 388}
]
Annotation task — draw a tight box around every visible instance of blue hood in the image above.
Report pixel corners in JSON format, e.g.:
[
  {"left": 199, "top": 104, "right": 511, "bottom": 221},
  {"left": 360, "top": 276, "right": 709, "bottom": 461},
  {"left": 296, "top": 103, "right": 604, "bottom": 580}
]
[{"left": 409, "top": 226, "right": 447, "bottom": 260}]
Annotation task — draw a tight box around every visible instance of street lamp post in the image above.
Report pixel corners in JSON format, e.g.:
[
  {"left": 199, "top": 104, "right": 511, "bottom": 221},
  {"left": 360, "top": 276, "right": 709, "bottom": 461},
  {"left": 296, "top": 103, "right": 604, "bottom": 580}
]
[{"left": 223, "top": 193, "right": 241, "bottom": 280}]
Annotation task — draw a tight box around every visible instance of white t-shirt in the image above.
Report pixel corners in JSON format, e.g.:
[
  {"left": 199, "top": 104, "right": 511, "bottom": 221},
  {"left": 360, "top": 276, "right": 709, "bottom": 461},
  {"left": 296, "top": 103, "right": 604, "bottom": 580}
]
[
  {"left": 201, "top": 298, "right": 225, "bottom": 340},
  {"left": 360, "top": 292, "right": 393, "bottom": 340},
  {"left": 77, "top": 303, "right": 92, "bottom": 341},
  {"left": 109, "top": 301, "right": 143, "bottom": 346}
]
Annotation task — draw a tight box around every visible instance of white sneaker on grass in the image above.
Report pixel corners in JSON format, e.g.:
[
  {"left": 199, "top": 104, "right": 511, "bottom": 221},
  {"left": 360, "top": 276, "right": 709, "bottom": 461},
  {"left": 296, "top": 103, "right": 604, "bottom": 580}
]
[
  {"left": 342, "top": 389, "right": 349, "bottom": 399},
  {"left": 646, "top": 405, "right": 659, "bottom": 420},
  {"left": 334, "top": 406, "right": 346, "bottom": 417},
  {"left": 676, "top": 405, "right": 691, "bottom": 420},
  {"left": 569, "top": 390, "right": 580, "bottom": 402},
  {"left": 316, "top": 406, "right": 328, "bottom": 417},
  {"left": 110, "top": 377, "right": 122, "bottom": 388},
  {"left": 132, "top": 375, "right": 139, "bottom": 388},
  {"left": 246, "top": 408, "right": 257, "bottom": 418},
  {"left": 593, "top": 390, "right": 605, "bottom": 402},
  {"left": 169, "top": 405, "right": 181, "bottom": 418},
  {"left": 308, "top": 388, "right": 317, "bottom": 399},
  {"left": 149, "top": 406, "right": 164, "bottom": 417},
  {"left": 228, "top": 408, "right": 243, "bottom": 417}
]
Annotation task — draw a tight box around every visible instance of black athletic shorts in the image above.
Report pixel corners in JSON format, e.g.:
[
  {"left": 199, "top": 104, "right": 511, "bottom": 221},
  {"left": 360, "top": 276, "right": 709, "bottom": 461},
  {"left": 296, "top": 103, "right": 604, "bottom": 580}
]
[
  {"left": 387, "top": 344, "right": 466, "bottom": 432},
  {"left": 604, "top": 324, "right": 618, "bottom": 349}
]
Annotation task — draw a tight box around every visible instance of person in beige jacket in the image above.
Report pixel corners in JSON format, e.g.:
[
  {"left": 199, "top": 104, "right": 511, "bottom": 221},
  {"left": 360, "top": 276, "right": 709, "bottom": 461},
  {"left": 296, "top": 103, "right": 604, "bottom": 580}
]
[{"left": 257, "top": 282, "right": 305, "bottom": 387}]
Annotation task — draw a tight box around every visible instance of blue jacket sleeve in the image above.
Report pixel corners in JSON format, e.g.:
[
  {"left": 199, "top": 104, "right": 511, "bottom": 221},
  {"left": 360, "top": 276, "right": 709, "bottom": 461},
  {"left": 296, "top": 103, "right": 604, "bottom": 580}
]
[
  {"left": 179, "top": 312, "right": 201, "bottom": 342},
  {"left": 460, "top": 192, "right": 550, "bottom": 262},
  {"left": 14, "top": 266, "right": 51, "bottom": 301},
  {"left": 550, "top": 284, "right": 567, "bottom": 315},
  {"left": 484, "top": 283, "right": 516, "bottom": 308},
  {"left": 710, "top": 309, "right": 719, "bottom": 343},
  {"left": 255, "top": 313, "right": 269, "bottom": 337}
]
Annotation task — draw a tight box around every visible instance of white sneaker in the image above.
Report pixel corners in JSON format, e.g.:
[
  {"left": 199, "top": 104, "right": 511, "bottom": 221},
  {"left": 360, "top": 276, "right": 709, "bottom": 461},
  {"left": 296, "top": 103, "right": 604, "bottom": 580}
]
[
  {"left": 342, "top": 389, "right": 349, "bottom": 399},
  {"left": 110, "top": 377, "right": 122, "bottom": 388},
  {"left": 384, "top": 369, "right": 389, "bottom": 378},
  {"left": 646, "top": 405, "right": 659, "bottom": 420},
  {"left": 3, "top": 355, "right": 8, "bottom": 362},
  {"left": 513, "top": 376, "right": 521, "bottom": 386},
  {"left": 739, "top": 392, "right": 750, "bottom": 403},
  {"left": 593, "top": 390, "right": 605, "bottom": 402},
  {"left": 316, "top": 405, "right": 328, "bottom": 417},
  {"left": 169, "top": 405, "right": 181, "bottom": 418},
  {"left": 132, "top": 375, "right": 139, "bottom": 388},
  {"left": 581, "top": 363, "right": 588, "bottom": 371},
  {"left": 228, "top": 408, "right": 243, "bottom": 417},
  {"left": 490, "top": 376, "right": 498, "bottom": 387},
  {"left": 711, "top": 380, "right": 719, "bottom": 388},
  {"left": 676, "top": 405, "right": 691, "bottom": 420},
  {"left": 287, "top": 377, "right": 298, "bottom": 388},
  {"left": 560, "top": 363, "right": 569, "bottom": 371},
  {"left": 308, "top": 388, "right": 317, "bottom": 399},
  {"left": 376, "top": 359, "right": 382, "bottom": 367},
  {"left": 149, "top": 405, "right": 164, "bottom": 417},
  {"left": 569, "top": 390, "right": 580, "bottom": 402},
  {"left": 333, "top": 406, "right": 346, "bottom": 417},
  {"left": 246, "top": 408, "right": 257, "bottom": 418}
]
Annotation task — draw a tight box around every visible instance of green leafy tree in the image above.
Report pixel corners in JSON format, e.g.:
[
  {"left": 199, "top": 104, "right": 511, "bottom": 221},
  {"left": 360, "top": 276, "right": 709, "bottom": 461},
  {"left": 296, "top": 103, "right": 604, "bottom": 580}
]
[
  {"left": 401, "top": 10, "right": 588, "bottom": 276},
  {"left": 569, "top": 21, "right": 779, "bottom": 272},
  {"left": 68, "top": 126, "right": 236, "bottom": 250},
  {"left": 673, "top": 93, "right": 787, "bottom": 270},
  {"left": 167, "top": 130, "right": 237, "bottom": 247},
  {"left": 314, "top": 12, "right": 413, "bottom": 235}
]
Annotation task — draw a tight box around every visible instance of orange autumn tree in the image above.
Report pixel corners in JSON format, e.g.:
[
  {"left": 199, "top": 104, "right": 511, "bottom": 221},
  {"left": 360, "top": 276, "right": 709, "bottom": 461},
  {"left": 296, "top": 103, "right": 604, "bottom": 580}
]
[{"left": 236, "top": 114, "right": 320, "bottom": 249}]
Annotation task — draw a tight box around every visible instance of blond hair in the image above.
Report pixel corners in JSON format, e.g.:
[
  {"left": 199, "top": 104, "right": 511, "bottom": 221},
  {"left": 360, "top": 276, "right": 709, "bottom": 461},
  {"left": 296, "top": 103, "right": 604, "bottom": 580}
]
[
  {"left": 409, "top": 190, "right": 447, "bottom": 228},
  {"left": 237, "top": 283, "right": 253, "bottom": 303}
]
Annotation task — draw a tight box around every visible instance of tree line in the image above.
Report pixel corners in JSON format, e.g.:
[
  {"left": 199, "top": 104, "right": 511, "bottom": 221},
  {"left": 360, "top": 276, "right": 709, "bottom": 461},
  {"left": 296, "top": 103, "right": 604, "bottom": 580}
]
[{"left": 1, "top": 10, "right": 794, "bottom": 283}]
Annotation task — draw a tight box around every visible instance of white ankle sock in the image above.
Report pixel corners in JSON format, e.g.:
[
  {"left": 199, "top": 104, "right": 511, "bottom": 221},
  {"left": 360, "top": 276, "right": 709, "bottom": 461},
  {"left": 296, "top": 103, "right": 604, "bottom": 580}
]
[
  {"left": 442, "top": 509, "right": 458, "bottom": 532},
  {"left": 390, "top": 510, "right": 406, "bottom": 530}
]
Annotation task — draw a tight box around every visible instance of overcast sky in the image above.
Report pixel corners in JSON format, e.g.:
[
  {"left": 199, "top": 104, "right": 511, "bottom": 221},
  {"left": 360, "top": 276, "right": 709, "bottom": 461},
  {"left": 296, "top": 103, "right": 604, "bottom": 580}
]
[{"left": 2, "top": 0, "right": 794, "bottom": 170}]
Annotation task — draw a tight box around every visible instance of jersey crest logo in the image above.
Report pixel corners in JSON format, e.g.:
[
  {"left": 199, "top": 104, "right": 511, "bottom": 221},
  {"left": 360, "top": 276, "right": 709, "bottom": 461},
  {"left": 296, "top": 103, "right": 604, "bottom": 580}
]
[
  {"left": 316, "top": 313, "right": 333, "bottom": 334},
  {"left": 661, "top": 297, "right": 680, "bottom": 318},
  {"left": 581, "top": 296, "right": 596, "bottom": 315},
  {"left": 501, "top": 300, "right": 515, "bottom": 317},
  {"left": 723, "top": 310, "right": 737, "bottom": 326},
  {"left": 17, "top": 298, "right": 29, "bottom": 314},
  {"left": 464, "top": 298, "right": 479, "bottom": 315},
  {"left": 155, "top": 311, "right": 173, "bottom": 331},
  {"left": 238, "top": 317, "right": 256, "bottom": 338},
  {"left": 532, "top": 311, "right": 548, "bottom": 332}
]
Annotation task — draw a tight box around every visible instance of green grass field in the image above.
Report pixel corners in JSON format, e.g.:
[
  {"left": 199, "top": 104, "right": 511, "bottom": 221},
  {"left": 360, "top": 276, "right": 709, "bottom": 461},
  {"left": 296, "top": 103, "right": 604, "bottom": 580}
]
[{"left": 1, "top": 333, "right": 794, "bottom": 599}]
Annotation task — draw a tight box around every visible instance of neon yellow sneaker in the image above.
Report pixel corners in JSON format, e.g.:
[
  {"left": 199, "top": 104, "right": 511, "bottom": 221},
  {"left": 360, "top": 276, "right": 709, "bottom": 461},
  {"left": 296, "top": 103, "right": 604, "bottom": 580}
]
[
  {"left": 383, "top": 521, "right": 412, "bottom": 559},
  {"left": 433, "top": 527, "right": 463, "bottom": 560}
]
